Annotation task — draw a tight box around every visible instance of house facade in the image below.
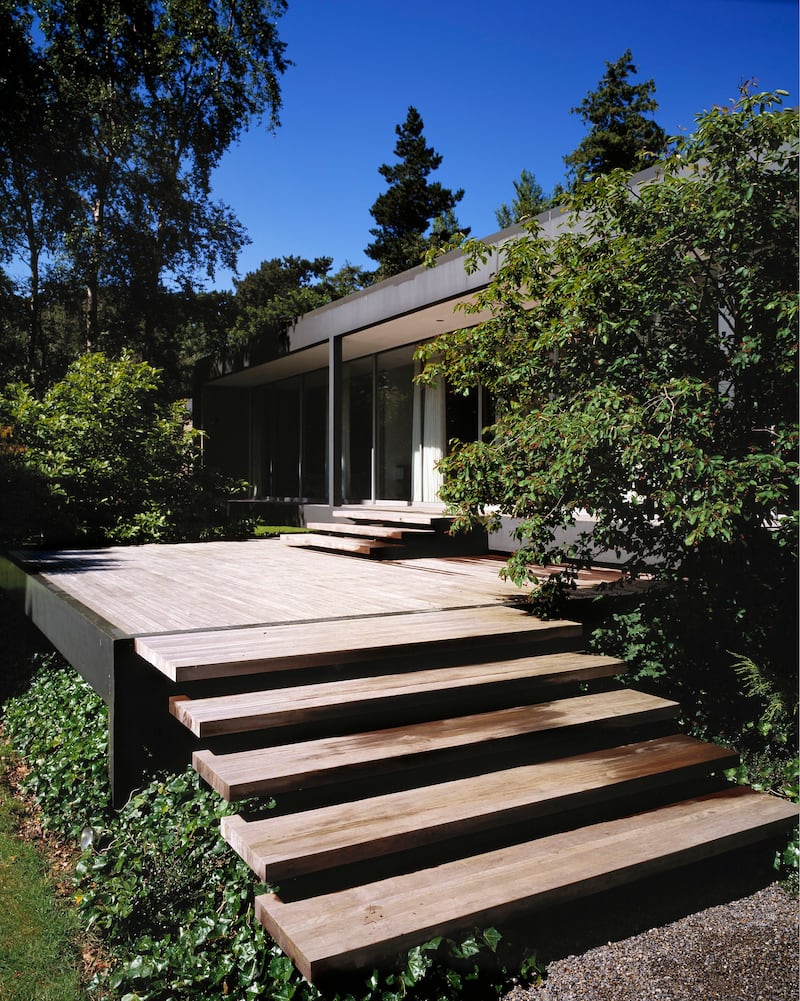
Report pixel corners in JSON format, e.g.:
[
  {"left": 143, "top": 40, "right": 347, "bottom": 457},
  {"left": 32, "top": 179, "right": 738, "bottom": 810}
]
[{"left": 194, "top": 205, "right": 596, "bottom": 553}]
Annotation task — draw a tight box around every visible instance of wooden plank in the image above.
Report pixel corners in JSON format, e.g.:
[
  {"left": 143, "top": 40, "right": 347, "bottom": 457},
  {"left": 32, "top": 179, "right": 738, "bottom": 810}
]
[
  {"left": 136, "top": 606, "right": 583, "bottom": 683},
  {"left": 193, "top": 689, "right": 679, "bottom": 799},
  {"left": 221, "top": 735, "right": 738, "bottom": 881},
  {"left": 171, "top": 652, "right": 627, "bottom": 737},
  {"left": 279, "top": 534, "right": 399, "bottom": 555},
  {"left": 255, "top": 787, "right": 799, "bottom": 981},
  {"left": 22, "top": 544, "right": 526, "bottom": 637},
  {"left": 333, "top": 509, "right": 452, "bottom": 527},
  {"left": 304, "top": 523, "right": 434, "bottom": 539}
]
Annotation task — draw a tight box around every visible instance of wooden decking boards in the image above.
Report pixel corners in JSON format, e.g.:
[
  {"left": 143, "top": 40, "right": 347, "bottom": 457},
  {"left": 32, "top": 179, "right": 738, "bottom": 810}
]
[
  {"left": 10, "top": 544, "right": 525, "bottom": 636},
  {"left": 279, "top": 533, "right": 399, "bottom": 556},
  {"left": 8, "top": 541, "right": 796, "bottom": 986},
  {"left": 332, "top": 507, "right": 453, "bottom": 527},
  {"left": 170, "top": 651, "right": 627, "bottom": 736},
  {"left": 192, "top": 690, "right": 680, "bottom": 800},
  {"left": 220, "top": 736, "right": 738, "bottom": 882},
  {"left": 304, "top": 522, "right": 434, "bottom": 539},
  {"left": 255, "top": 787, "right": 798, "bottom": 982}
]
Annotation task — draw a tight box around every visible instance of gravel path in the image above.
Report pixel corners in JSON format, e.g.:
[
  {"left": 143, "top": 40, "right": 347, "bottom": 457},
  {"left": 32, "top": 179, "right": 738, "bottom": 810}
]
[{"left": 506, "top": 883, "right": 798, "bottom": 1001}]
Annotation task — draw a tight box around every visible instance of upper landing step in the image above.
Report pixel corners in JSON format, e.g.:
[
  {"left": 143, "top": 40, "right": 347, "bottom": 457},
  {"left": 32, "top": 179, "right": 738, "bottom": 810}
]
[
  {"left": 281, "top": 506, "right": 486, "bottom": 559},
  {"left": 135, "top": 604, "right": 582, "bottom": 683},
  {"left": 332, "top": 506, "right": 454, "bottom": 528}
]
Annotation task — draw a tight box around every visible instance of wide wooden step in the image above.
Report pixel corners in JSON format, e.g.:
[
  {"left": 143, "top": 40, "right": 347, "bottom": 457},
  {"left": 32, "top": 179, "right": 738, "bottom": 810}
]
[
  {"left": 280, "top": 533, "right": 400, "bottom": 556},
  {"left": 170, "top": 651, "right": 627, "bottom": 737},
  {"left": 193, "top": 688, "right": 679, "bottom": 800},
  {"left": 333, "top": 508, "right": 453, "bottom": 528},
  {"left": 304, "top": 523, "right": 435, "bottom": 540},
  {"left": 136, "top": 605, "right": 583, "bottom": 683},
  {"left": 221, "top": 735, "right": 738, "bottom": 881},
  {"left": 255, "top": 786, "right": 799, "bottom": 981}
]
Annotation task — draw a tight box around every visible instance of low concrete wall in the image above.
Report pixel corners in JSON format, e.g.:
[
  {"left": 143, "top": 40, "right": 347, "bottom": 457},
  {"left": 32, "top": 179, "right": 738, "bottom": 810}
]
[{"left": 489, "top": 515, "right": 628, "bottom": 566}]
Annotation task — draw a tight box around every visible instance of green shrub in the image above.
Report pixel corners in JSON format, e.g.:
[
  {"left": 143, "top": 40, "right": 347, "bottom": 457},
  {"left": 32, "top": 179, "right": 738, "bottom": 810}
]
[
  {"left": 2, "top": 654, "right": 111, "bottom": 838},
  {"left": 253, "top": 524, "right": 308, "bottom": 537},
  {"left": 74, "top": 770, "right": 306, "bottom": 1001},
  {"left": 0, "top": 352, "right": 246, "bottom": 546},
  {"left": 588, "top": 584, "right": 798, "bottom": 888},
  {"left": 592, "top": 591, "right": 795, "bottom": 741}
]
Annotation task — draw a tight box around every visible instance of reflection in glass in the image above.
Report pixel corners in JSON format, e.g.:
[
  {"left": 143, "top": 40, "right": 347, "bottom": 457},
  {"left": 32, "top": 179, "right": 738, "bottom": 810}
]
[
  {"left": 342, "top": 356, "right": 373, "bottom": 502},
  {"left": 377, "top": 348, "right": 414, "bottom": 501}
]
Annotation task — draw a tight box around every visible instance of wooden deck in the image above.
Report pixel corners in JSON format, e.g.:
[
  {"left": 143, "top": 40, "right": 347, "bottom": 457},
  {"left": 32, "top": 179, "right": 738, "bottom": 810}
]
[
  {"left": 2, "top": 539, "right": 796, "bottom": 985},
  {"left": 1, "top": 541, "right": 553, "bottom": 798},
  {"left": 14, "top": 542, "right": 525, "bottom": 635}
]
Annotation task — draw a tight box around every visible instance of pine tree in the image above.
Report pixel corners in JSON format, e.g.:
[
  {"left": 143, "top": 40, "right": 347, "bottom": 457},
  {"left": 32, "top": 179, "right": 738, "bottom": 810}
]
[
  {"left": 430, "top": 207, "right": 469, "bottom": 251},
  {"left": 564, "top": 49, "right": 667, "bottom": 187},
  {"left": 495, "top": 169, "right": 548, "bottom": 229},
  {"left": 365, "top": 107, "right": 466, "bottom": 279}
]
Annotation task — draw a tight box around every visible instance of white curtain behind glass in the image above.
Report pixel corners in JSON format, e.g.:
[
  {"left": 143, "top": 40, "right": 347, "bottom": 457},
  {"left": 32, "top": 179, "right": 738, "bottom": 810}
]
[{"left": 411, "top": 373, "right": 445, "bottom": 503}]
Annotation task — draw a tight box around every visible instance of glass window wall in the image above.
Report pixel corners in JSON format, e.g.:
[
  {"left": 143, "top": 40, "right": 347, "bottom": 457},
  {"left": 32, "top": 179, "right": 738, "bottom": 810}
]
[
  {"left": 376, "top": 347, "right": 415, "bottom": 501},
  {"left": 261, "top": 370, "right": 327, "bottom": 500},
  {"left": 341, "top": 356, "right": 374, "bottom": 502}
]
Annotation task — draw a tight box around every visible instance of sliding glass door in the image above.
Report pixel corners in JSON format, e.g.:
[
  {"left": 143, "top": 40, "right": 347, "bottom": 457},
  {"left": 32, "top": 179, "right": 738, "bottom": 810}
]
[
  {"left": 341, "top": 356, "right": 373, "bottom": 501},
  {"left": 257, "top": 348, "right": 490, "bottom": 505},
  {"left": 341, "top": 345, "right": 448, "bottom": 505}
]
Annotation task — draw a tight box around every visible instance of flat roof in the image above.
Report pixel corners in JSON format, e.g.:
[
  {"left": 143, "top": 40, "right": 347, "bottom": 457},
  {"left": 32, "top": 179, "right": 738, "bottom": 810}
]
[{"left": 206, "top": 208, "right": 570, "bottom": 387}]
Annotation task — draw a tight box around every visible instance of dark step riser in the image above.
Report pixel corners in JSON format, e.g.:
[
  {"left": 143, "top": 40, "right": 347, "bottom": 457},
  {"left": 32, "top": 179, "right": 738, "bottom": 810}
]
[{"left": 374, "top": 537, "right": 488, "bottom": 559}]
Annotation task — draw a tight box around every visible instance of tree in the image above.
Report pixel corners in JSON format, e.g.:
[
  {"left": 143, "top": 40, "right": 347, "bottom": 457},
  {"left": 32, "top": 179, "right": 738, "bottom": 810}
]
[
  {"left": 0, "top": 352, "right": 239, "bottom": 544},
  {"left": 229, "top": 255, "right": 335, "bottom": 358},
  {"left": 418, "top": 90, "right": 798, "bottom": 713},
  {"left": 322, "top": 262, "right": 373, "bottom": 299},
  {"left": 564, "top": 49, "right": 667, "bottom": 187},
  {"left": 221, "top": 256, "right": 374, "bottom": 366},
  {"left": 172, "top": 288, "right": 239, "bottom": 374},
  {"left": 495, "top": 169, "right": 549, "bottom": 229},
  {"left": 365, "top": 106, "right": 468, "bottom": 279},
  {"left": 0, "top": 0, "right": 83, "bottom": 386},
  {"left": 0, "top": 0, "right": 288, "bottom": 386}
]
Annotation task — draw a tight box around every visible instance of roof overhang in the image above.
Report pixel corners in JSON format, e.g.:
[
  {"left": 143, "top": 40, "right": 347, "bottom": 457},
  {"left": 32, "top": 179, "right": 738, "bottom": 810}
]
[
  {"left": 203, "top": 204, "right": 577, "bottom": 389},
  {"left": 201, "top": 162, "right": 677, "bottom": 391}
]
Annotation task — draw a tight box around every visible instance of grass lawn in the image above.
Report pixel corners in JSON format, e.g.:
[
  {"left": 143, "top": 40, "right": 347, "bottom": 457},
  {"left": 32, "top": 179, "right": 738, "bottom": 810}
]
[
  {"left": 253, "top": 523, "right": 308, "bottom": 537},
  {"left": 0, "top": 741, "right": 84, "bottom": 1001}
]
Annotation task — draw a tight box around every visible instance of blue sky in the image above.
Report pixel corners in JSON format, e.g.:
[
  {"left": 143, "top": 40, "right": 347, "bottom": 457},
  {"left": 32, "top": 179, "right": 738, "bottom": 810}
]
[{"left": 210, "top": 0, "right": 799, "bottom": 289}]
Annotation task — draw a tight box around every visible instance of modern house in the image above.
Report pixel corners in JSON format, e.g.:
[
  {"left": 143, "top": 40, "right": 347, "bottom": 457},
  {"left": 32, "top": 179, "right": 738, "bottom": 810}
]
[{"left": 194, "top": 205, "right": 583, "bottom": 553}]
